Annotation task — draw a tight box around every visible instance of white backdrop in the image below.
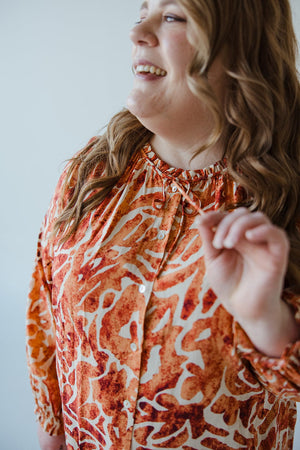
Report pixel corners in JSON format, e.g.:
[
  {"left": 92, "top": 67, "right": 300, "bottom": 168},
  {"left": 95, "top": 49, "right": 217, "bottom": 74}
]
[{"left": 0, "top": 1, "right": 299, "bottom": 448}]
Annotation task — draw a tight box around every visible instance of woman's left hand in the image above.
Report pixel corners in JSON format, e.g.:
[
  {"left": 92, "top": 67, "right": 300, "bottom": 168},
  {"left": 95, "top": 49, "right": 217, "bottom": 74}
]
[{"left": 197, "top": 208, "right": 299, "bottom": 356}]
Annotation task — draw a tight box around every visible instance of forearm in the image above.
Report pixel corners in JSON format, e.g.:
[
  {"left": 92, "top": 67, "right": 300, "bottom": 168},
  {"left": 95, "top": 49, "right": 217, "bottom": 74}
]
[
  {"left": 197, "top": 209, "right": 300, "bottom": 358},
  {"left": 237, "top": 299, "right": 300, "bottom": 358}
]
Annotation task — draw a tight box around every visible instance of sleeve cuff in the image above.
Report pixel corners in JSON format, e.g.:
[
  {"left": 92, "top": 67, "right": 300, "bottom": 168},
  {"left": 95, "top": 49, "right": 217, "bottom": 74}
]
[
  {"left": 233, "top": 320, "right": 300, "bottom": 400},
  {"left": 36, "top": 409, "right": 65, "bottom": 436}
]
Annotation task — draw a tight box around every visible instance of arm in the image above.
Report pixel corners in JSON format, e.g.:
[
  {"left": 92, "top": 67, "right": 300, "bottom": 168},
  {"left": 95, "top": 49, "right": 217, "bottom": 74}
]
[
  {"left": 26, "top": 226, "right": 65, "bottom": 435},
  {"left": 26, "top": 203, "right": 65, "bottom": 435},
  {"left": 27, "top": 140, "right": 100, "bottom": 442},
  {"left": 197, "top": 208, "right": 300, "bottom": 397},
  {"left": 197, "top": 207, "right": 299, "bottom": 356}
]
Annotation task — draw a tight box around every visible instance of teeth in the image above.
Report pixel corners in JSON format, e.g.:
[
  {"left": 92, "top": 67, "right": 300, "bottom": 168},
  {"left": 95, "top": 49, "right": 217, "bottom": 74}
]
[{"left": 135, "top": 65, "right": 166, "bottom": 76}]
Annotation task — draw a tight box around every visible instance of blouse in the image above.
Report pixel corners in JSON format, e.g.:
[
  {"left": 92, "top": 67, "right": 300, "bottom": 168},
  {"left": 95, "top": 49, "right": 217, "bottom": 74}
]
[{"left": 26, "top": 143, "right": 300, "bottom": 449}]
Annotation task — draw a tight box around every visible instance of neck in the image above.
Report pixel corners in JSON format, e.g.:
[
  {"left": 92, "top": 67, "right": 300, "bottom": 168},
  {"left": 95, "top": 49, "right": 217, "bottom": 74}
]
[{"left": 150, "top": 134, "right": 225, "bottom": 170}]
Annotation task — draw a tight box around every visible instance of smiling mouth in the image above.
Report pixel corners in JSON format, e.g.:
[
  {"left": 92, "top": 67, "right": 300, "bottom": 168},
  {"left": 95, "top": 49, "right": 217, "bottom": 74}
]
[{"left": 134, "top": 64, "right": 167, "bottom": 77}]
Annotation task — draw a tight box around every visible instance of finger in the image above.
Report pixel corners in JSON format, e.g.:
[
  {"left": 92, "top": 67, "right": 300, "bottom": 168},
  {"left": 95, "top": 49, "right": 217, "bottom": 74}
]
[
  {"left": 211, "top": 208, "right": 249, "bottom": 249},
  {"left": 222, "top": 212, "right": 269, "bottom": 249},
  {"left": 213, "top": 209, "right": 269, "bottom": 249},
  {"left": 196, "top": 211, "right": 225, "bottom": 260},
  {"left": 245, "top": 224, "right": 290, "bottom": 259}
]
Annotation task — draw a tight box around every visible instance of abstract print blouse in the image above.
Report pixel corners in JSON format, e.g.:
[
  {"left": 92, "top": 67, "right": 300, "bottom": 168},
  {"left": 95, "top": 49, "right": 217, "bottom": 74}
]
[{"left": 26, "top": 144, "right": 300, "bottom": 449}]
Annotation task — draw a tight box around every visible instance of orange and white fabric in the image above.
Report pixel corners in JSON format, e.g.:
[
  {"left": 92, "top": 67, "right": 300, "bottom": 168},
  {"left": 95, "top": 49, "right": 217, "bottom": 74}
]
[{"left": 26, "top": 143, "right": 300, "bottom": 449}]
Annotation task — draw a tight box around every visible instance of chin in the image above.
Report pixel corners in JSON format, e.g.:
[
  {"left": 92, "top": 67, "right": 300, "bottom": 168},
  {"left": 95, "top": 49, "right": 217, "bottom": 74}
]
[
  {"left": 126, "top": 101, "right": 149, "bottom": 124},
  {"left": 126, "top": 94, "right": 139, "bottom": 118},
  {"left": 127, "top": 89, "right": 163, "bottom": 124},
  {"left": 127, "top": 89, "right": 146, "bottom": 117}
]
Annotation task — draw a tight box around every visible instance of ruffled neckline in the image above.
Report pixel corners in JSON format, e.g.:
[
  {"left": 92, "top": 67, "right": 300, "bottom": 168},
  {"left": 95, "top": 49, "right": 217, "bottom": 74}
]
[{"left": 141, "top": 143, "right": 227, "bottom": 183}]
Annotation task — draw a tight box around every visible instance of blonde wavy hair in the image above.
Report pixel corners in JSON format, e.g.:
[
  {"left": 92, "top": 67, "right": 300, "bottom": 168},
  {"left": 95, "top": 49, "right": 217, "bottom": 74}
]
[{"left": 54, "top": 0, "right": 300, "bottom": 291}]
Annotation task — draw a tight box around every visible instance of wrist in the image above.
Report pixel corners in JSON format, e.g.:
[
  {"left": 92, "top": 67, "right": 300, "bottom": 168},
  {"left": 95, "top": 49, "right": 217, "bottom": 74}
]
[
  {"left": 236, "top": 299, "right": 300, "bottom": 357},
  {"left": 37, "top": 423, "right": 67, "bottom": 450}
]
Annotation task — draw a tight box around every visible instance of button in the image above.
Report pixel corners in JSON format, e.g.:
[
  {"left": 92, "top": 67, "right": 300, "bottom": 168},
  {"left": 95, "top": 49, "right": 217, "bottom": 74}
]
[
  {"left": 172, "top": 185, "right": 178, "bottom": 193},
  {"left": 124, "top": 400, "right": 131, "bottom": 409},
  {"left": 139, "top": 284, "right": 146, "bottom": 293},
  {"left": 157, "top": 230, "right": 166, "bottom": 240},
  {"left": 130, "top": 343, "right": 137, "bottom": 352}
]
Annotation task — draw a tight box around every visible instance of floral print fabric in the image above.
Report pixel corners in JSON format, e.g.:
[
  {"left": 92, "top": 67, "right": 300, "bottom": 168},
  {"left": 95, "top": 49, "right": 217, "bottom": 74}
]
[{"left": 26, "top": 144, "right": 300, "bottom": 449}]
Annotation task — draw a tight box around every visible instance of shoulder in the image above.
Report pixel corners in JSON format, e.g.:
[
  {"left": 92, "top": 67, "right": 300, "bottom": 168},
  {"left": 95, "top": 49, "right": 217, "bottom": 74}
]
[{"left": 43, "top": 137, "right": 105, "bottom": 235}]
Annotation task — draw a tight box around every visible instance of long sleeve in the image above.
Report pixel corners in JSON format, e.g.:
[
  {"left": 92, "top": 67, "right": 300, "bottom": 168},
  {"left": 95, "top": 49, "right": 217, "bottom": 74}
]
[
  {"left": 26, "top": 139, "right": 104, "bottom": 435},
  {"left": 233, "top": 290, "right": 300, "bottom": 401},
  {"left": 26, "top": 214, "right": 64, "bottom": 435},
  {"left": 26, "top": 138, "right": 102, "bottom": 435},
  {"left": 25, "top": 160, "right": 70, "bottom": 435}
]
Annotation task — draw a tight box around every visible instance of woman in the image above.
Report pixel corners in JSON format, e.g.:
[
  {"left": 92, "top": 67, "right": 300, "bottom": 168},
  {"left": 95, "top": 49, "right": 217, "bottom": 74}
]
[{"left": 27, "top": 0, "right": 300, "bottom": 448}]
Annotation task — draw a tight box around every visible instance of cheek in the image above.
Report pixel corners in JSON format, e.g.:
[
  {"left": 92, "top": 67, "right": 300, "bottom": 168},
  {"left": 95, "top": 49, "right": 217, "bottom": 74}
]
[{"left": 165, "top": 34, "right": 194, "bottom": 74}]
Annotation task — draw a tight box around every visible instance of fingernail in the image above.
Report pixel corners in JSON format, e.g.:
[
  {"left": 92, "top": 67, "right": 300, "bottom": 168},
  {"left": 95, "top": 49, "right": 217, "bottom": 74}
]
[
  {"left": 245, "top": 230, "right": 253, "bottom": 239},
  {"left": 223, "top": 237, "right": 234, "bottom": 248},
  {"left": 213, "top": 236, "right": 222, "bottom": 249}
]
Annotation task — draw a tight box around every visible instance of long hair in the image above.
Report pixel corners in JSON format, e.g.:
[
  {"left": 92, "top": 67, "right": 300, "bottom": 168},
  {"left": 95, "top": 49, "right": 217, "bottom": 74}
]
[{"left": 54, "top": 0, "right": 300, "bottom": 291}]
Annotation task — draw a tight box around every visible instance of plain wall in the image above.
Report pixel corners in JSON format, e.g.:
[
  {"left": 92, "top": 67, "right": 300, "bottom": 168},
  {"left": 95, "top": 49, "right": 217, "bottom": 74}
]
[{"left": 0, "top": 1, "right": 299, "bottom": 448}]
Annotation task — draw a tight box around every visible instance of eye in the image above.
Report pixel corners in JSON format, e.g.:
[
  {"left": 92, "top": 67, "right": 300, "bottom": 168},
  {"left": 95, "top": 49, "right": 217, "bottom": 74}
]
[
  {"left": 164, "top": 14, "right": 186, "bottom": 23},
  {"left": 135, "top": 16, "right": 146, "bottom": 24}
]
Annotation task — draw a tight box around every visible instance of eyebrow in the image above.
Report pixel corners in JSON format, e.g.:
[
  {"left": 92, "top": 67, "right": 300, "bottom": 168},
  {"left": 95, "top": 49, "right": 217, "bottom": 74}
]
[{"left": 140, "top": 0, "right": 177, "bottom": 10}]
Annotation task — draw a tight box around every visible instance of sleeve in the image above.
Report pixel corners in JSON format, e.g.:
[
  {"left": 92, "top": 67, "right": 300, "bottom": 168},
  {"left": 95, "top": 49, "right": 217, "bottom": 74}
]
[
  {"left": 26, "top": 229, "right": 64, "bottom": 435},
  {"left": 26, "top": 174, "right": 66, "bottom": 435},
  {"left": 26, "top": 137, "right": 102, "bottom": 433},
  {"left": 233, "top": 290, "right": 300, "bottom": 401}
]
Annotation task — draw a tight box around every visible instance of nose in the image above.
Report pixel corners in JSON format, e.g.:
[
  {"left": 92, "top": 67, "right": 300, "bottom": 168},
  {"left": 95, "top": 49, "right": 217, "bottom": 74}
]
[{"left": 129, "top": 21, "right": 159, "bottom": 47}]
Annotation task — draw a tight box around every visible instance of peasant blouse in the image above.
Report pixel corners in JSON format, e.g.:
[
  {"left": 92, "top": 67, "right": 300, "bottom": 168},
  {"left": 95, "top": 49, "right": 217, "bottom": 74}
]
[{"left": 26, "top": 143, "right": 300, "bottom": 449}]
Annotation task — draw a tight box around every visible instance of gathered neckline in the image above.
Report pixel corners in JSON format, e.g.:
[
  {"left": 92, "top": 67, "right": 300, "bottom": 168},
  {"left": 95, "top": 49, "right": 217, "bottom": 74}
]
[{"left": 141, "top": 143, "right": 227, "bottom": 183}]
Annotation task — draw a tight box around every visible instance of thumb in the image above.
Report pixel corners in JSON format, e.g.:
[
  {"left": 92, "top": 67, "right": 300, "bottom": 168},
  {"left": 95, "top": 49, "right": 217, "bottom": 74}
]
[{"left": 196, "top": 212, "right": 224, "bottom": 262}]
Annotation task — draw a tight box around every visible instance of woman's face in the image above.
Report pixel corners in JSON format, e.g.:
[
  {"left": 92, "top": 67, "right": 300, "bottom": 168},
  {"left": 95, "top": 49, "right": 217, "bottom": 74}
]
[
  {"left": 126, "top": 0, "right": 225, "bottom": 140},
  {"left": 127, "top": 0, "right": 196, "bottom": 129}
]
